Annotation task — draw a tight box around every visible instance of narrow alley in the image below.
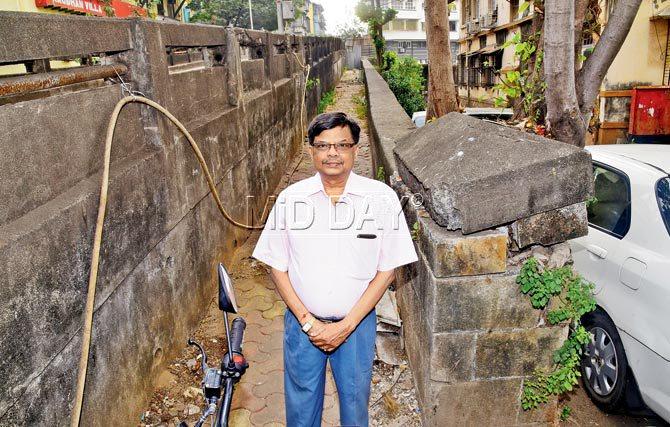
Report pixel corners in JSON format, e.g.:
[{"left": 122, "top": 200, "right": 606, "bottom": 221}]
[{"left": 140, "top": 70, "right": 422, "bottom": 427}]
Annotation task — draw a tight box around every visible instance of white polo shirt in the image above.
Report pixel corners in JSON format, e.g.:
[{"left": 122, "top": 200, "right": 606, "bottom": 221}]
[{"left": 252, "top": 171, "right": 418, "bottom": 318}]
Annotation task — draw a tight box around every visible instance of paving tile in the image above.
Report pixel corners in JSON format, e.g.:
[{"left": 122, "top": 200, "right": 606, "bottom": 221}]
[
  {"left": 322, "top": 401, "right": 340, "bottom": 426},
  {"left": 231, "top": 382, "right": 265, "bottom": 413},
  {"left": 239, "top": 295, "right": 274, "bottom": 312},
  {"left": 262, "top": 300, "right": 286, "bottom": 319},
  {"left": 241, "top": 341, "right": 272, "bottom": 364},
  {"left": 244, "top": 285, "right": 279, "bottom": 301},
  {"left": 242, "top": 323, "right": 267, "bottom": 344},
  {"left": 255, "top": 351, "right": 284, "bottom": 374},
  {"left": 264, "top": 392, "right": 285, "bottom": 414},
  {"left": 243, "top": 310, "right": 273, "bottom": 328},
  {"left": 324, "top": 367, "right": 337, "bottom": 397},
  {"left": 251, "top": 370, "right": 284, "bottom": 399},
  {"left": 234, "top": 278, "right": 257, "bottom": 292},
  {"left": 229, "top": 408, "right": 252, "bottom": 427},
  {"left": 259, "top": 315, "right": 284, "bottom": 336},
  {"left": 258, "top": 330, "right": 284, "bottom": 354},
  {"left": 250, "top": 404, "right": 286, "bottom": 426}
]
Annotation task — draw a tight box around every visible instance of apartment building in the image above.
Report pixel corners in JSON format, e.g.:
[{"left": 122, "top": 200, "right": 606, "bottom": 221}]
[
  {"left": 380, "top": 0, "right": 459, "bottom": 64},
  {"left": 288, "top": 0, "right": 326, "bottom": 35},
  {"left": 454, "top": 0, "right": 532, "bottom": 106}
]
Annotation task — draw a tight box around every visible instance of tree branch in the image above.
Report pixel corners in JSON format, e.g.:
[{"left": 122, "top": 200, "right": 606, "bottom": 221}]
[
  {"left": 577, "top": 0, "right": 642, "bottom": 115},
  {"left": 573, "top": 0, "right": 589, "bottom": 71},
  {"left": 544, "top": 0, "right": 586, "bottom": 145}
]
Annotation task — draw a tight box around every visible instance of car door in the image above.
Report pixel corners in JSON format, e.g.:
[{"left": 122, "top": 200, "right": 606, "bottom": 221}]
[{"left": 572, "top": 162, "right": 632, "bottom": 295}]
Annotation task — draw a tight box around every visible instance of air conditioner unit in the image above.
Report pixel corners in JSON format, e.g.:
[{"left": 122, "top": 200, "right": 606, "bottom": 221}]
[{"left": 482, "top": 12, "right": 497, "bottom": 28}]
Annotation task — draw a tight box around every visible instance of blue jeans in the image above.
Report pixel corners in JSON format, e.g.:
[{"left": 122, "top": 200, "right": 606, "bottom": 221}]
[{"left": 283, "top": 308, "right": 377, "bottom": 427}]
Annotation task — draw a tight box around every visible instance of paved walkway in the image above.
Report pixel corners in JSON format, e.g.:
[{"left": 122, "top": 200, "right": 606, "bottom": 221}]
[{"left": 228, "top": 70, "right": 373, "bottom": 427}]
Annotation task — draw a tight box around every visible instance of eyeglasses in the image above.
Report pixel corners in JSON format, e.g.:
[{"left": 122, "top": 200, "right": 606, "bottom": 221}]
[{"left": 310, "top": 142, "right": 357, "bottom": 152}]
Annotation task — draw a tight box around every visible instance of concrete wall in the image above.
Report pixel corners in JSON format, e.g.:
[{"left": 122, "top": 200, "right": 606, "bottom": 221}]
[
  {"left": 0, "top": 12, "right": 343, "bottom": 425},
  {"left": 361, "top": 58, "right": 415, "bottom": 181},
  {"left": 363, "top": 60, "right": 592, "bottom": 426}
]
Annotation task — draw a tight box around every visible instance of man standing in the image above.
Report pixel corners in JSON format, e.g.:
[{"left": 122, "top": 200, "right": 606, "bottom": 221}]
[{"left": 252, "top": 112, "right": 418, "bottom": 426}]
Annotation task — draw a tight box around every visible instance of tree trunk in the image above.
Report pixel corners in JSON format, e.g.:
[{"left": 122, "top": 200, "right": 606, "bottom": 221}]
[
  {"left": 576, "top": 0, "right": 642, "bottom": 123},
  {"left": 544, "top": 0, "right": 588, "bottom": 146},
  {"left": 425, "top": 0, "right": 459, "bottom": 120},
  {"left": 544, "top": 0, "right": 641, "bottom": 146},
  {"left": 375, "top": 22, "right": 384, "bottom": 67}
]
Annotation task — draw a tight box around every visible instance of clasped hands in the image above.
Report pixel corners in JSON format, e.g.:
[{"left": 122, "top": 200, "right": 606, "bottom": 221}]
[{"left": 306, "top": 318, "right": 355, "bottom": 353}]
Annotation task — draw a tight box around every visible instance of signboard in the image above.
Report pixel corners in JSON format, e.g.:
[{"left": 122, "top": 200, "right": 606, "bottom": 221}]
[{"left": 35, "top": 0, "right": 147, "bottom": 18}]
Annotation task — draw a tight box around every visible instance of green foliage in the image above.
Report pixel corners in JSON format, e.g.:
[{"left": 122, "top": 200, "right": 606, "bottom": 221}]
[
  {"left": 292, "top": 0, "right": 306, "bottom": 19},
  {"left": 494, "top": 31, "right": 546, "bottom": 124},
  {"left": 381, "top": 50, "right": 398, "bottom": 73},
  {"left": 317, "top": 89, "right": 336, "bottom": 114},
  {"left": 352, "top": 89, "right": 367, "bottom": 121},
  {"left": 410, "top": 221, "right": 420, "bottom": 241},
  {"left": 376, "top": 165, "right": 385, "bottom": 182},
  {"left": 335, "top": 20, "right": 367, "bottom": 39},
  {"left": 355, "top": 1, "right": 397, "bottom": 64},
  {"left": 517, "top": 257, "right": 597, "bottom": 411},
  {"left": 306, "top": 77, "right": 320, "bottom": 91},
  {"left": 381, "top": 56, "right": 426, "bottom": 116},
  {"left": 560, "top": 405, "right": 572, "bottom": 421},
  {"left": 519, "top": 0, "right": 531, "bottom": 15},
  {"left": 189, "top": 0, "right": 278, "bottom": 30}
]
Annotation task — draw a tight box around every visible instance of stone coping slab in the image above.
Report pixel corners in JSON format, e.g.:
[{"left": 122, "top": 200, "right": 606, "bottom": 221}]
[{"left": 394, "top": 112, "right": 593, "bottom": 234}]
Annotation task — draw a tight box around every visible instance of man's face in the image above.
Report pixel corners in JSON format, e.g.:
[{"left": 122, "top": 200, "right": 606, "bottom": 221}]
[{"left": 309, "top": 125, "right": 358, "bottom": 179}]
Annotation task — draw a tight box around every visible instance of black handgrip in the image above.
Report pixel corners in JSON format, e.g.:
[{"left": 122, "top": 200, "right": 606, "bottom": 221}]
[{"left": 229, "top": 317, "right": 246, "bottom": 354}]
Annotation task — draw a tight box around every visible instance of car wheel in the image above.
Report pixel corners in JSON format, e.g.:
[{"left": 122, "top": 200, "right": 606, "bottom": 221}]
[{"left": 580, "top": 311, "right": 629, "bottom": 412}]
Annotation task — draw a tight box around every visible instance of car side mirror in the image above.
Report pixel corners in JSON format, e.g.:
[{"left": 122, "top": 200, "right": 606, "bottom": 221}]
[{"left": 218, "top": 263, "right": 238, "bottom": 313}]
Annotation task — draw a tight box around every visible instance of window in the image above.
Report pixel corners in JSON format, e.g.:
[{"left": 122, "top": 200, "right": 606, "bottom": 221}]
[
  {"left": 450, "top": 41, "right": 459, "bottom": 61},
  {"left": 510, "top": 0, "right": 519, "bottom": 20},
  {"left": 587, "top": 164, "right": 632, "bottom": 238},
  {"left": 479, "top": 36, "right": 487, "bottom": 49},
  {"left": 496, "top": 29, "right": 507, "bottom": 46},
  {"left": 459, "top": 55, "right": 467, "bottom": 85},
  {"left": 421, "top": 21, "right": 425, "bottom": 32},
  {"left": 657, "top": 177, "right": 670, "bottom": 237},
  {"left": 520, "top": 21, "right": 532, "bottom": 40},
  {"left": 383, "top": 22, "right": 392, "bottom": 31},
  {"left": 449, "top": 20, "right": 457, "bottom": 32},
  {"left": 405, "top": 0, "right": 414, "bottom": 9},
  {"left": 405, "top": 19, "right": 418, "bottom": 31}
]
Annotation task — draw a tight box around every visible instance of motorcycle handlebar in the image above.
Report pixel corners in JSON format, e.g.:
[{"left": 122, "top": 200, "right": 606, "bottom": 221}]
[{"left": 229, "top": 317, "right": 246, "bottom": 354}]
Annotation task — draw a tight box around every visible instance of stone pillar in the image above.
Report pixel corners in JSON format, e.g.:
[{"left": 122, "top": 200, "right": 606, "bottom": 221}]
[
  {"left": 392, "top": 113, "right": 592, "bottom": 426},
  {"left": 225, "top": 26, "right": 243, "bottom": 107}
]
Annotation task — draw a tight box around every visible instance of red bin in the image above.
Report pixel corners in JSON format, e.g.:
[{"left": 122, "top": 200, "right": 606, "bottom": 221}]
[{"left": 628, "top": 86, "right": 670, "bottom": 137}]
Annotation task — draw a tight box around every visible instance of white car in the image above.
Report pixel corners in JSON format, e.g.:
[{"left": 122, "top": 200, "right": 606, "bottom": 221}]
[
  {"left": 570, "top": 144, "right": 670, "bottom": 422},
  {"left": 411, "top": 108, "right": 513, "bottom": 127}
]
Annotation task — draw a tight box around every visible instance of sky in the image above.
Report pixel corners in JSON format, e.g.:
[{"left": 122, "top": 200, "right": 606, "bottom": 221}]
[{"left": 315, "top": 0, "right": 364, "bottom": 35}]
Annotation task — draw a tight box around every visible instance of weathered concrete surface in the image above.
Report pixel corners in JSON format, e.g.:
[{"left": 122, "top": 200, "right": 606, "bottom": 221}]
[
  {"left": 361, "top": 68, "right": 590, "bottom": 423},
  {"left": 394, "top": 203, "right": 569, "bottom": 426},
  {"left": 417, "top": 213, "right": 507, "bottom": 277},
  {"left": 510, "top": 202, "right": 588, "bottom": 249},
  {"left": 0, "top": 13, "right": 343, "bottom": 426},
  {"left": 394, "top": 112, "right": 593, "bottom": 234},
  {"left": 361, "top": 59, "right": 414, "bottom": 181}
]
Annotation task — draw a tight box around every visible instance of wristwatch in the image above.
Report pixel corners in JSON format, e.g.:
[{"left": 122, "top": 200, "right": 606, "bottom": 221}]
[{"left": 301, "top": 315, "right": 315, "bottom": 333}]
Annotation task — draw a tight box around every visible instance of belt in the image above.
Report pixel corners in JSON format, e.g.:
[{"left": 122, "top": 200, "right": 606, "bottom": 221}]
[{"left": 313, "top": 315, "right": 344, "bottom": 324}]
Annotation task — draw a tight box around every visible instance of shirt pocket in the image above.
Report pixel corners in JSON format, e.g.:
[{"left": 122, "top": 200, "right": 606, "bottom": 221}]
[{"left": 342, "top": 226, "right": 382, "bottom": 280}]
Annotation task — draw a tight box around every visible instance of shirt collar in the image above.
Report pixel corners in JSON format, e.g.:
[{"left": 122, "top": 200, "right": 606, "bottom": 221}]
[{"left": 306, "top": 171, "right": 365, "bottom": 197}]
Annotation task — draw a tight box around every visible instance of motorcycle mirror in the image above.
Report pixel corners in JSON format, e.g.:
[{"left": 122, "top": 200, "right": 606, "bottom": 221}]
[{"left": 218, "top": 263, "right": 238, "bottom": 313}]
